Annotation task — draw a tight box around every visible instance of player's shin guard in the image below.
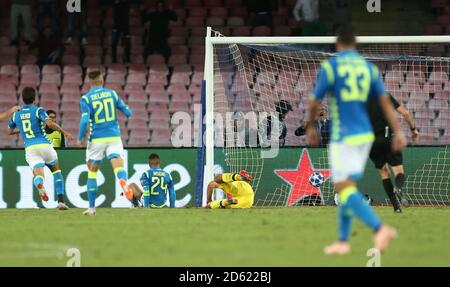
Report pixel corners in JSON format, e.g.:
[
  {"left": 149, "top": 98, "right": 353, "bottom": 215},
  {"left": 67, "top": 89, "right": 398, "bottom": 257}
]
[
  {"left": 340, "top": 186, "right": 382, "bottom": 232},
  {"left": 338, "top": 205, "right": 353, "bottom": 242},
  {"left": 87, "top": 171, "right": 98, "bottom": 208},
  {"left": 382, "top": 179, "right": 400, "bottom": 210},
  {"left": 395, "top": 173, "right": 406, "bottom": 189},
  {"left": 33, "top": 176, "right": 44, "bottom": 189},
  {"left": 53, "top": 170, "right": 65, "bottom": 203},
  {"left": 114, "top": 167, "right": 128, "bottom": 182}
]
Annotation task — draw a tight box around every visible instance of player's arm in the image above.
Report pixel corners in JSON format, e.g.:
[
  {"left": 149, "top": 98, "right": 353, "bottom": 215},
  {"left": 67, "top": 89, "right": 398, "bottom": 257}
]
[
  {"left": 206, "top": 181, "right": 220, "bottom": 204},
  {"left": 8, "top": 129, "right": 20, "bottom": 135},
  {"left": 396, "top": 105, "right": 419, "bottom": 141},
  {"left": 7, "top": 112, "right": 19, "bottom": 136},
  {"left": 114, "top": 91, "right": 133, "bottom": 118},
  {"left": 40, "top": 107, "right": 73, "bottom": 141},
  {"left": 77, "top": 96, "right": 90, "bottom": 145},
  {"left": 0, "top": 106, "right": 20, "bottom": 122},
  {"left": 44, "top": 119, "right": 73, "bottom": 141},
  {"left": 307, "top": 62, "right": 331, "bottom": 145},
  {"left": 214, "top": 171, "right": 253, "bottom": 184},
  {"left": 140, "top": 172, "right": 151, "bottom": 208}
]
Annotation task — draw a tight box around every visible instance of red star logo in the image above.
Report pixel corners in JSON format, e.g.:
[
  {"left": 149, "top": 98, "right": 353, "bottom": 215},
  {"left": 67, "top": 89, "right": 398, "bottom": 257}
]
[{"left": 274, "top": 149, "right": 331, "bottom": 206}]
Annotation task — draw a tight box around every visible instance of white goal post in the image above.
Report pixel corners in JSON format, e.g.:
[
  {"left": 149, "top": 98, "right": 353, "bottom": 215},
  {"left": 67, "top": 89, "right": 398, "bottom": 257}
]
[{"left": 203, "top": 27, "right": 450, "bottom": 207}]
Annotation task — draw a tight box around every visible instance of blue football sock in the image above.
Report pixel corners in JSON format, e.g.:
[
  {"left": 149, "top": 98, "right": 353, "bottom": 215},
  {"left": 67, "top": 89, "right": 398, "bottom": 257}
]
[
  {"left": 338, "top": 204, "right": 353, "bottom": 241},
  {"left": 53, "top": 170, "right": 64, "bottom": 196},
  {"left": 341, "top": 186, "right": 382, "bottom": 232},
  {"left": 87, "top": 171, "right": 98, "bottom": 208},
  {"left": 33, "top": 176, "right": 44, "bottom": 189},
  {"left": 114, "top": 167, "right": 128, "bottom": 182}
]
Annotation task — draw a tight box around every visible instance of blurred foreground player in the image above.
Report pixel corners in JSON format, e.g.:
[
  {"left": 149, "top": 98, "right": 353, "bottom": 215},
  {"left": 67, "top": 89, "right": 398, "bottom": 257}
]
[
  {"left": 307, "top": 26, "right": 406, "bottom": 255},
  {"left": 77, "top": 70, "right": 133, "bottom": 216},
  {"left": 368, "top": 91, "right": 418, "bottom": 212},
  {"left": 206, "top": 171, "right": 254, "bottom": 209},
  {"left": 128, "top": 153, "right": 176, "bottom": 208},
  {"left": 8, "top": 87, "right": 72, "bottom": 209}
]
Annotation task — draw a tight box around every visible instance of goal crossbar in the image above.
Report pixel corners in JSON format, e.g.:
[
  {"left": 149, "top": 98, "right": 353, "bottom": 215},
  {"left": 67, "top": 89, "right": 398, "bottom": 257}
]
[{"left": 208, "top": 35, "right": 450, "bottom": 45}]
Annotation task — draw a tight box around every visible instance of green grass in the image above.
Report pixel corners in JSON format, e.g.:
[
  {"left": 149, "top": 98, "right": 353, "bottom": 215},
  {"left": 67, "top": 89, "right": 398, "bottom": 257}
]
[{"left": 0, "top": 207, "right": 449, "bottom": 266}]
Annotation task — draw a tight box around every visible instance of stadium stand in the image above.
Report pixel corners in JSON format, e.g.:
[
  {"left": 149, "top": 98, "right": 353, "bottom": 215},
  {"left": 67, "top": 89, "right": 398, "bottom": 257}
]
[{"left": 0, "top": 0, "right": 449, "bottom": 147}]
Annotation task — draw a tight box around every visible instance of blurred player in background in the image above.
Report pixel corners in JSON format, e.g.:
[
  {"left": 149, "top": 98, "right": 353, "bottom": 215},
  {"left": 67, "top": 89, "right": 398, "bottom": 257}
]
[
  {"left": 307, "top": 26, "right": 406, "bottom": 255},
  {"left": 77, "top": 69, "right": 133, "bottom": 216},
  {"left": 45, "top": 110, "right": 65, "bottom": 148},
  {"left": 368, "top": 91, "right": 418, "bottom": 212},
  {"left": 206, "top": 170, "right": 254, "bottom": 209},
  {"left": 8, "top": 87, "right": 72, "bottom": 210},
  {"left": 128, "top": 153, "right": 176, "bottom": 208},
  {"left": 0, "top": 106, "right": 20, "bottom": 121}
]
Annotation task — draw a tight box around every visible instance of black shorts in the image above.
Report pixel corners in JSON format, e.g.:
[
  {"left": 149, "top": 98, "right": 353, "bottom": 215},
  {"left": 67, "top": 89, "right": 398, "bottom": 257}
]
[{"left": 369, "top": 139, "right": 403, "bottom": 169}]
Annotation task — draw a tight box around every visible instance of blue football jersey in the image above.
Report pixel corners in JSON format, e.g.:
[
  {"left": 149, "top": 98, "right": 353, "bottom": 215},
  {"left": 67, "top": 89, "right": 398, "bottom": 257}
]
[
  {"left": 78, "top": 86, "right": 132, "bottom": 142},
  {"left": 310, "top": 50, "right": 386, "bottom": 144},
  {"left": 8, "top": 105, "right": 51, "bottom": 148},
  {"left": 140, "top": 167, "right": 176, "bottom": 208}
]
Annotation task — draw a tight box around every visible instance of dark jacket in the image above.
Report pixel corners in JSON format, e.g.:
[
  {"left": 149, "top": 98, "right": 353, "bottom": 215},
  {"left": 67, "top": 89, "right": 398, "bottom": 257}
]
[
  {"left": 142, "top": 9, "right": 178, "bottom": 38},
  {"left": 295, "top": 119, "right": 331, "bottom": 146}
]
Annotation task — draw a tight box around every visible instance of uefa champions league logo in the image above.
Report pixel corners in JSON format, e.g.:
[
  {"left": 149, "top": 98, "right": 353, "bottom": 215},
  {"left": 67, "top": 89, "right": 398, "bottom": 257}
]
[
  {"left": 66, "top": 0, "right": 81, "bottom": 13},
  {"left": 367, "top": 0, "right": 381, "bottom": 13}
]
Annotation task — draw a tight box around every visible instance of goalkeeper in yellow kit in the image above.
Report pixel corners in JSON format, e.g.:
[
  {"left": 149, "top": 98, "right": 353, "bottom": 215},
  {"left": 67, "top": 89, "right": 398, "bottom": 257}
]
[{"left": 206, "top": 170, "right": 254, "bottom": 209}]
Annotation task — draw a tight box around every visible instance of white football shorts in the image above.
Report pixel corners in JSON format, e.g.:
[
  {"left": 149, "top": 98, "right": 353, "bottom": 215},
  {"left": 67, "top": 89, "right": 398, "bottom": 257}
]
[
  {"left": 25, "top": 144, "right": 58, "bottom": 169},
  {"left": 86, "top": 140, "right": 124, "bottom": 162},
  {"left": 328, "top": 142, "right": 373, "bottom": 183}
]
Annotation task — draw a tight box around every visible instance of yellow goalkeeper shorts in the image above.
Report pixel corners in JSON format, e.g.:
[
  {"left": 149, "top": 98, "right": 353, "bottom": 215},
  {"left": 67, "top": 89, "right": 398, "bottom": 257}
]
[{"left": 230, "top": 193, "right": 254, "bottom": 208}]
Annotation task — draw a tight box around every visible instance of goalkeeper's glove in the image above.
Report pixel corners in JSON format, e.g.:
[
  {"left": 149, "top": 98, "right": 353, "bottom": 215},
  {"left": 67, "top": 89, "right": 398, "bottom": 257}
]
[{"left": 239, "top": 170, "right": 253, "bottom": 182}]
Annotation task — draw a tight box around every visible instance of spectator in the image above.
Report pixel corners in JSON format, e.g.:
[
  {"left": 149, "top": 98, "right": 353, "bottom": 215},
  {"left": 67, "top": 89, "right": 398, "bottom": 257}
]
[
  {"left": 29, "top": 27, "right": 64, "bottom": 66},
  {"left": 37, "top": 0, "right": 60, "bottom": 35},
  {"left": 293, "top": 0, "right": 326, "bottom": 36},
  {"left": 10, "top": 0, "right": 33, "bottom": 46},
  {"left": 295, "top": 103, "right": 330, "bottom": 146},
  {"left": 142, "top": 1, "right": 178, "bottom": 61},
  {"left": 232, "top": 112, "right": 259, "bottom": 147},
  {"left": 247, "top": 0, "right": 277, "bottom": 27},
  {"left": 111, "top": 0, "right": 131, "bottom": 63},
  {"left": 259, "top": 100, "right": 292, "bottom": 147},
  {"left": 332, "top": 0, "right": 352, "bottom": 34},
  {"left": 45, "top": 110, "right": 66, "bottom": 148},
  {"left": 65, "top": 0, "right": 88, "bottom": 45}
]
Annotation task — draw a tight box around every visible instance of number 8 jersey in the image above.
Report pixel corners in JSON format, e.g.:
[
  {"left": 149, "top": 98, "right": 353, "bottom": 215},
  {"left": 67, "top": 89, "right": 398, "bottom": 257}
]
[
  {"left": 78, "top": 86, "right": 132, "bottom": 143},
  {"left": 310, "top": 50, "right": 386, "bottom": 144},
  {"left": 8, "top": 105, "right": 51, "bottom": 148}
]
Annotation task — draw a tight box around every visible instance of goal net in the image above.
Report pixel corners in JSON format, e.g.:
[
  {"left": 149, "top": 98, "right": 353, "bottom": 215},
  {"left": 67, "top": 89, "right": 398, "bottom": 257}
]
[{"left": 205, "top": 29, "right": 450, "bottom": 207}]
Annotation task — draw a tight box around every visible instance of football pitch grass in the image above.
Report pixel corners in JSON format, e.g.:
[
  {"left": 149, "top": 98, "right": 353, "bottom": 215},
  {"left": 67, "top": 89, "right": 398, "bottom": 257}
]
[{"left": 0, "top": 207, "right": 449, "bottom": 267}]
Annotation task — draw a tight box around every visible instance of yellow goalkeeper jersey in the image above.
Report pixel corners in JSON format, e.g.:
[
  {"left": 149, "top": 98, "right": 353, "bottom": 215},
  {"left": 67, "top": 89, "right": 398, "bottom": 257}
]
[{"left": 218, "top": 181, "right": 254, "bottom": 197}]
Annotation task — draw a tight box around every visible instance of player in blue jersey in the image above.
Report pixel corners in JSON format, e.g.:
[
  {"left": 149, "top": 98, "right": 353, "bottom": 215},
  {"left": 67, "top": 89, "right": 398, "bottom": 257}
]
[
  {"left": 8, "top": 87, "right": 73, "bottom": 209},
  {"left": 76, "top": 69, "right": 133, "bottom": 216},
  {"left": 128, "top": 154, "right": 176, "bottom": 208},
  {"left": 307, "top": 26, "right": 407, "bottom": 255}
]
